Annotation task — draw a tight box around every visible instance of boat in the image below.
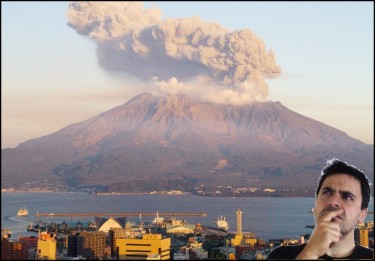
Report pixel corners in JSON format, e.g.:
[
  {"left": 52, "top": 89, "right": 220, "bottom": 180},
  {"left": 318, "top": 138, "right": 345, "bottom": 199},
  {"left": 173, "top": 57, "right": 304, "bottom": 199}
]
[
  {"left": 27, "top": 222, "right": 34, "bottom": 231},
  {"left": 27, "top": 220, "right": 47, "bottom": 232},
  {"left": 1, "top": 229, "right": 12, "bottom": 238},
  {"left": 17, "top": 206, "right": 28, "bottom": 216},
  {"left": 152, "top": 212, "right": 165, "bottom": 225},
  {"left": 306, "top": 224, "right": 315, "bottom": 229},
  {"left": 239, "top": 250, "right": 256, "bottom": 260},
  {"left": 27, "top": 221, "right": 39, "bottom": 232},
  {"left": 214, "top": 215, "right": 229, "bottom": 231}
]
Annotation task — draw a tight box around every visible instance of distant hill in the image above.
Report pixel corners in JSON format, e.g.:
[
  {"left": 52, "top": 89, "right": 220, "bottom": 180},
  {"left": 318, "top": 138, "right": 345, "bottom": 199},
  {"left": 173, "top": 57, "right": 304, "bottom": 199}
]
[{"left": 2, "top": 93, "right": 373, "bottom": 193}]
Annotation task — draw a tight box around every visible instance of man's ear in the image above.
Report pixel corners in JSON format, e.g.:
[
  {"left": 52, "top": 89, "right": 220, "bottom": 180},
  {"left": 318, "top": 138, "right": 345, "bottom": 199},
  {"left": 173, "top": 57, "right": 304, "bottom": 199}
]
[{"left": 358, "top": 208, "right": 368, "bottom": 224}]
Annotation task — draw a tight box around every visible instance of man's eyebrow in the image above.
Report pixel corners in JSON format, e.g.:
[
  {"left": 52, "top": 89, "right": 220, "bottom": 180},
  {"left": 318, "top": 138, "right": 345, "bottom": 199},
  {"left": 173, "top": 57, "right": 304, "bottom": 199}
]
[
  {"left": 339, "top": 190, "right": 356, "bottom": 199},
  {"left": 321, "top": 186, "right": 334, "bottom": 192},
  {"left": 321, "top": 187, "right": 357, "bottom": 199}
]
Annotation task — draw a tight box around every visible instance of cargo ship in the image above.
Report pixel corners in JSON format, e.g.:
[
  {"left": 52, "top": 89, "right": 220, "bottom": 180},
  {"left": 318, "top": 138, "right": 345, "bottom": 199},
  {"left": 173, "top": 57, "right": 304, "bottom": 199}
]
[{"left": 214, "top": 215, "right": 229, "bottom": 231}]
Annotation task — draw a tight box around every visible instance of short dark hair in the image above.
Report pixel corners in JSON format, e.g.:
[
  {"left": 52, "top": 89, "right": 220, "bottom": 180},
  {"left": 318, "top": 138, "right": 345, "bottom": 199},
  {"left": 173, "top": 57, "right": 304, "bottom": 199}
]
[{"left": 315, "top": 158, "right": 371, "bottom": 209}]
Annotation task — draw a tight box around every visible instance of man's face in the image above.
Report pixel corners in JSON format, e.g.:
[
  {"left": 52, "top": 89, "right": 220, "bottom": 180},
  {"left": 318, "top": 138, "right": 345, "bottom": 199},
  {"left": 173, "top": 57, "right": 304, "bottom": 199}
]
[{"left": 314, "top": 173, "right": 367, "bottom": 235}]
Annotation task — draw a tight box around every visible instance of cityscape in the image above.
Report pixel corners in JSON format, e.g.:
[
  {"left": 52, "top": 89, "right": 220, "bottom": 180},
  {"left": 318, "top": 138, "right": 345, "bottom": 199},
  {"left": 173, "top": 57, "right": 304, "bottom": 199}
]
[{"left": 1, "top": 199, "right": 374, "bottom": 260}]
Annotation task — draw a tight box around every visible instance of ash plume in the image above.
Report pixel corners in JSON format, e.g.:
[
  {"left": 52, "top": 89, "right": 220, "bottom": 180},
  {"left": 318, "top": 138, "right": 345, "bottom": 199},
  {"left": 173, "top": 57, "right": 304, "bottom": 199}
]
[{"left": 67, "top": 1, "right": 281, "bottom": 105}]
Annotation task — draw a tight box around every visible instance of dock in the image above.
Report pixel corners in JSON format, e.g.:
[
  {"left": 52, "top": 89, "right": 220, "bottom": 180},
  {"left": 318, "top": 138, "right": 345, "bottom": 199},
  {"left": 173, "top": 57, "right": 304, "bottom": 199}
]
[{"left": 35, "top": 212, "right": 207, "bottom": 217}]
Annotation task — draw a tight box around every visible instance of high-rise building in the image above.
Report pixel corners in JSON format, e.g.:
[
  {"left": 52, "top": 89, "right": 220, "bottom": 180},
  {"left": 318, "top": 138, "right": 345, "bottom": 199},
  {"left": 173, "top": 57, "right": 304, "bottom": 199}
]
[
  {"left": 37, "top": 231, "right": 57, "bottom": 260},
  {"left": 236, "top": 209, "right": 243, "bottom": 236},
  {"left": 116, "top": 233, "right": 171, "bottom": 260},
  {"left": 1, "top": 238, "right": 28, "bottom": 260},
  {"left": 67, "top": 233, "right": 84, "bottom": 257},
  {"left": 109, "top": 228, "right": 129, "bottom": 258},
  {"left": 80, "top": 231, "right": 106, "bottom": 259},
  {"left": 19, "top": 236, "right": 38, "bottom": 260},
  {"left": 355, "top": 227, "right": 369, "bottom": 248}
]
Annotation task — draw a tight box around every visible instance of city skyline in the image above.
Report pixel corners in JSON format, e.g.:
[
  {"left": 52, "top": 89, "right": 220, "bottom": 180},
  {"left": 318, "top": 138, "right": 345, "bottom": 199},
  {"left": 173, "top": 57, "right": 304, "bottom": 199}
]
[{"left": 2, "top": 1, "right": 374, "bottom": 149}]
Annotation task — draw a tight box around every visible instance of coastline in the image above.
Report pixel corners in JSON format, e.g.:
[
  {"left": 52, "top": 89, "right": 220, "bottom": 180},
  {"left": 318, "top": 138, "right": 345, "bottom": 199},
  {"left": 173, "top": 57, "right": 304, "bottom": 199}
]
[
  {"left": 4, "top": 189, "right": 370, "bottom": 198},
  {"left": 1, "top": 190, "right": 316, "bottom": 197},
  {"left": 1, "top": 190, "right": 191, "bottom": 196}
]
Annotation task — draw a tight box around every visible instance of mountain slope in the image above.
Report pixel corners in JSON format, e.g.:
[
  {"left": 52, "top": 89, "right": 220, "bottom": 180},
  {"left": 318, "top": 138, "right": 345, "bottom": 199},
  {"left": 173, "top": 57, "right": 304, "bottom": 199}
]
[{"left": 2, "top": 93, "right": 373, "bottom": 192}]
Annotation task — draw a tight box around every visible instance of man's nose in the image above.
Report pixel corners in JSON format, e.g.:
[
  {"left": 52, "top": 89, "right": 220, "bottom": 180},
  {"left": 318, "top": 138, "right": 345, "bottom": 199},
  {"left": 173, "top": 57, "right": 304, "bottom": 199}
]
[{"left": 328, "top": 194, "right": 341, "bottom": 208}]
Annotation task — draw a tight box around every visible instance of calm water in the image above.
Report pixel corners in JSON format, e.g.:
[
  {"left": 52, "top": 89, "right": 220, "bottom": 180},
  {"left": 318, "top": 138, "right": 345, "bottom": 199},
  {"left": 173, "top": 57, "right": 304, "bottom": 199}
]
[{"left": 1, "top": 192, "right": 373, "bottom": 241}]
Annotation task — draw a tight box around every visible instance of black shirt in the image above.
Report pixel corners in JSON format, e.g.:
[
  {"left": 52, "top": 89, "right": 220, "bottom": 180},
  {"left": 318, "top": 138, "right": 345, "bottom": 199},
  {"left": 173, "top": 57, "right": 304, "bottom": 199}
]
[{"left": 267, "top": 243, "right": 374, "bottom": 260}]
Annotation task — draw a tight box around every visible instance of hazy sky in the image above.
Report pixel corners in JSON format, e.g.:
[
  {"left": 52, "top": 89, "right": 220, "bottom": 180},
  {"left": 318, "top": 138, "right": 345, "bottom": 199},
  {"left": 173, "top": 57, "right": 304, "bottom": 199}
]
[{"left": 2, "top": 1, "right": 374, "bottom": 149}]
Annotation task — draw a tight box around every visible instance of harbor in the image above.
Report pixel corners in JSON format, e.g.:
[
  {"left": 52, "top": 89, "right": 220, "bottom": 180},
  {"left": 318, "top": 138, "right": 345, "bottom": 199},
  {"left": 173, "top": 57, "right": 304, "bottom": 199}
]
[
  {"left": 34, "top": 211, "right": 207, "bottom": 217},
  {"left": 2, "top": 193, "right": 373, "bottom": 242}
]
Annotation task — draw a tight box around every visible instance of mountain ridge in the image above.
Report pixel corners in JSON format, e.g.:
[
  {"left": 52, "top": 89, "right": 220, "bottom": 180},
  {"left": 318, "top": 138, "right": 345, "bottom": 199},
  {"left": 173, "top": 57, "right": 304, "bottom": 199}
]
[{"left": 2, "top": 92, "right": 373, "bottom": 192}]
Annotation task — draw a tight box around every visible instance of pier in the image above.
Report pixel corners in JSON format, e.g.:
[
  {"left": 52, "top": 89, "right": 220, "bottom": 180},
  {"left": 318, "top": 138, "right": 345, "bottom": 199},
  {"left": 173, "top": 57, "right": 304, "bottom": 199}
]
[{"left": 35, "top": 212, "right": 207, "bottom": 217}]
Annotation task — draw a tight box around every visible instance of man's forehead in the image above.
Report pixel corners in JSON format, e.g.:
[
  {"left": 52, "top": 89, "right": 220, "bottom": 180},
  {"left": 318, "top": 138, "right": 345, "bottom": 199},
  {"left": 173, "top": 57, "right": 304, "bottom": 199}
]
[{"left": 322, "top": 173, "right": 361, "bottom": 192}]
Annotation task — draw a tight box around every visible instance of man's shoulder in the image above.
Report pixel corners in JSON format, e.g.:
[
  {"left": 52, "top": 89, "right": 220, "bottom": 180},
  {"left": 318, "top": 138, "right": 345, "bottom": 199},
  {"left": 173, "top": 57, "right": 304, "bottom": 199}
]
[
  {"left": 351, "top": 244, "right": 374, "bottom": 259},
  {"left": 267, "top": 243, "right": 307, "bottom": 259}
]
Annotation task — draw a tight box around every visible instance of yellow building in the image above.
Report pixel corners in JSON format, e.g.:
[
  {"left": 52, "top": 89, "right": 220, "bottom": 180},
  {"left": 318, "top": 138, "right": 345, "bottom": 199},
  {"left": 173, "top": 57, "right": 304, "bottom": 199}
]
[
  {"left": 230, "top": 209, "right": 257, "bottom": 247},
  {"left": 231, "top": 234, "right": 257, "bottom": 247},
  {"left": 37, "top": 232, "right": 56, "bottom": 260},
  {"left": 355, "top": 227, "right": 369, "bottom": 248},
  {"left": 116, "top": 234, "right": 170, "bottom": 260}
]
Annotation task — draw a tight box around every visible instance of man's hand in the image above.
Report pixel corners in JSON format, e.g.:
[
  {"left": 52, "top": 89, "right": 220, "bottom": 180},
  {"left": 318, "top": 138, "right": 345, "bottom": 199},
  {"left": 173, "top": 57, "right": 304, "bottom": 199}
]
[{"left": 296, "top": 208, "right": 343, "bottom": 259}]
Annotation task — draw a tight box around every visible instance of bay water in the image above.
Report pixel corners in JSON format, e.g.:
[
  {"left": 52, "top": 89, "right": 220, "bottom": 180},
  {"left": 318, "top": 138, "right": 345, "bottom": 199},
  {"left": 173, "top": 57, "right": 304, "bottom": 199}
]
[{"left": 1, "top": 192, "right": 373, "bottom": 241}]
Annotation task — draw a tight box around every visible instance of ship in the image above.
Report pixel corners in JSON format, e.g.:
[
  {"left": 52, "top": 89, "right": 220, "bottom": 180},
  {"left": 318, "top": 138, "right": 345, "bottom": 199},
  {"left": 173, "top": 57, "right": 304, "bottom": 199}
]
[
  {"left": 152, "top": 212, "right": 165, "bottom": 225},
  {"left": 239, "top": 250, "right": 256, "bottom": 260},
  {"left": 27, "top": 220, "right": 48, "bottom": 232},
  {"left": 17, "top": 206, "right": 29, "bottom": 216},
  {"left": 214, "top": 215, "right": 229, "bottom": 231},
  {"left": 1, "top": 229, "right": 12, "bottom": 238},
  {"left": 27, "top": 222, "right": 38, "bottom": 232}
]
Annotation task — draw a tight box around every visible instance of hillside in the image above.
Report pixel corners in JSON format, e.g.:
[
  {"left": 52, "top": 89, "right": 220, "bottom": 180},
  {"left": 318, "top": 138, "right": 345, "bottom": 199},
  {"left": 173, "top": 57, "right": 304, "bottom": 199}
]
[{"left": 2, "top": 93, "right": 373, "bottom": 193}]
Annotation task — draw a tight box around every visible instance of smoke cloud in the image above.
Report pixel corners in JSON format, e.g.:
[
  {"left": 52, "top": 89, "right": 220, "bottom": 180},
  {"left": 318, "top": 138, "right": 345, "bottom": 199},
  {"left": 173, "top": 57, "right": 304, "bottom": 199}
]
[{"left": 67, "top": 1, "right": 281, "bottom": 105}]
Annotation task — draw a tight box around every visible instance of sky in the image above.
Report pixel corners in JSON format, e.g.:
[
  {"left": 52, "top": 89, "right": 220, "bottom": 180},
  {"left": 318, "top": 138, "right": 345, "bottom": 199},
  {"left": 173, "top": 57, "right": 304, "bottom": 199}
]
[{"left": 2, "top": 1, "right": 374, "bottom": 149}]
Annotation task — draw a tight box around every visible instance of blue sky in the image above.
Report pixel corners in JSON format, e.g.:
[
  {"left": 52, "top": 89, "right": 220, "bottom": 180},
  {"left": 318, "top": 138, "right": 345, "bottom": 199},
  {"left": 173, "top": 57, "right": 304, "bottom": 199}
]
[{"left": 2, "top": 1, "right": 374, "bottom": 148}]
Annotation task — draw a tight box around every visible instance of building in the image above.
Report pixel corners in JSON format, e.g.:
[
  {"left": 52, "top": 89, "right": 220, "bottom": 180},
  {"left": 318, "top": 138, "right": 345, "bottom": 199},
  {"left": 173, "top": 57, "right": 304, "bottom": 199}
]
[
  {"left": 355, "top": 227, "right": 369, "bottom": 248},
  {"left": 80, "top": 231, "right": 106, "bottom": 259},
  {"left": 166, "top": 225, "right": 195, "bottom": 234},
  {"left": 179, "top": 238, "right": 208, "bottom": 260},
  {"left": 116, "top": 233, "right": 171, "bottom": 260},
  {"left": 67, "top": 233, "right": 84, "bottom": 257},
  {"left": 230, "top": 208, "right": 258, "bottom": 256},
  {"left": 37, "top": 231, "right": 57, "bottom": 260},
  {"left": 109, "top": 228, "right": 131, "bottom": 258},
  {"left": 95, "top": 216, "right": 127, "bottom": 233},
  {"left": 1, "top": 238, "right": 28, "bottom": 260},
  {"left": 19, "top": 236, "right": 38, "bottom": 260}
]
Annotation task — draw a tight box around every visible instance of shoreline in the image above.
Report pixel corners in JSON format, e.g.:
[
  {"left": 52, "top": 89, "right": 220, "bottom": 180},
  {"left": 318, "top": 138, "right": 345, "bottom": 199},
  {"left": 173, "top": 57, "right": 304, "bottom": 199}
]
[
  {"left": 3, "top": 190, "right": 372, "bottom": 199},
  {"left": 1, "top": 190, "right": 316, "bottom": 197}
]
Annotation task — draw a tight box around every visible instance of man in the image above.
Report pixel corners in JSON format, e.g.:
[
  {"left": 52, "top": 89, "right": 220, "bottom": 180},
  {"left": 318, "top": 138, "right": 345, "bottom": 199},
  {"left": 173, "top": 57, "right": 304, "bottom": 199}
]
[{"left": 267, "top": 158, "right": 373, "bottom": 259}]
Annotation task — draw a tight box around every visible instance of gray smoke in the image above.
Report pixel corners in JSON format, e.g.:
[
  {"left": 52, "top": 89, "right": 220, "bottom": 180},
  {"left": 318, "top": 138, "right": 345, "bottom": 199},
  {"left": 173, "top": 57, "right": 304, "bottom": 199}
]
[{"left": 67, "top": 1, "right": 281, "bottom": 105}]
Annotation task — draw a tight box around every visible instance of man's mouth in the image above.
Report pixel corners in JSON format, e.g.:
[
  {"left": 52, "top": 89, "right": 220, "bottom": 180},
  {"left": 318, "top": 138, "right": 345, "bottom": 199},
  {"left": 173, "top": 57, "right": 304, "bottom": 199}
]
[{"left": 331, "top": 215, "right": 343, "bottom": 222}]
